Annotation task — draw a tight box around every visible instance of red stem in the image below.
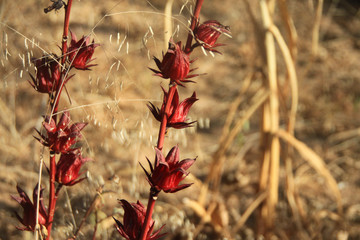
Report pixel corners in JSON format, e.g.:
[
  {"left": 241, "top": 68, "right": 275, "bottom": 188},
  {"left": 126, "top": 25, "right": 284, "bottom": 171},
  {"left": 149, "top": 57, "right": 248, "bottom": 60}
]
[
  {"left": 61, "top": 0, "right": 73, "bottom": 66},
  {"left": 140, "top": 1, "right": 204, "bottom": 239},
  {"left": 184, "top": 0, "right": 204, "bottom": 54},
  {"left": 46, "top": 153, "right": 56, "bottom": 239},
  {"left": 157, "top": 0, "right": 204, "bottom": 150},
  {"left": 46, "top": 178, "right": 62, "bottom": 238},
  {"left": 140, "top": 84, "right": 176, "bottom": 240},
  {"left": 156, "top": 84, "right": 177, "bottom": 150},
  {"left": 139, "top": 192, "right": 157, "bottom": 240},
  {"left": 52, "top": 0, "right": 73, "bottom": 113},
  {"left": 46, "top": 1, "right": 73, "bottom": 239}
]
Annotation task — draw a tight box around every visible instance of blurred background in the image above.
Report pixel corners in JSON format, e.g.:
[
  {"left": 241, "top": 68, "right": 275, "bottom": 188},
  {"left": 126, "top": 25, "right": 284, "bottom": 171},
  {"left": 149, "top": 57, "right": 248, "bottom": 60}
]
[{"left": 0, "top": 0, "right": 360, "bottom": 239}]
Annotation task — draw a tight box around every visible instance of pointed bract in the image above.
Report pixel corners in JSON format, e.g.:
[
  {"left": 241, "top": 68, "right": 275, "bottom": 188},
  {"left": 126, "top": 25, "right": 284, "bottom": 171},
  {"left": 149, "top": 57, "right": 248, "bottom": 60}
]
[
  {"left": 67, "top": 31, "right": 99, "bottom": 70},
  {"left": 55, "top": 149, "right": 90, "bottom": 186},
  {"left": 149, "top": 39, "right": 197, "bottom": 86},
  {"left": 194, "top": 20, "right": 231, "bottom": 54},
  {"left": 35, "top": 111, "right": 87, "bottom": 154},
  {"left": 11, "top": 184, "right": 48, "bottom": 231},
  {"left": 113, "top": 199, "right": 165, "bottom": 240},
  {"left": 29, "top": 55, "right": 71, "bottom": 94},
  {"left": 142, "top": 146, "right": 195, "bottom": 193},
  {"left": 148, "top": 88, "right": 198, "bottom": 129}
]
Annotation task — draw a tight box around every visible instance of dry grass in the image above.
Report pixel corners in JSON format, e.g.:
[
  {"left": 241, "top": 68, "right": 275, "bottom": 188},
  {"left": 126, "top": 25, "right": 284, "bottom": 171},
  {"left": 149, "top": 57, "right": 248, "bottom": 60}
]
[{"left": 1, "top": 0, "right": 360, "bottom": 239}]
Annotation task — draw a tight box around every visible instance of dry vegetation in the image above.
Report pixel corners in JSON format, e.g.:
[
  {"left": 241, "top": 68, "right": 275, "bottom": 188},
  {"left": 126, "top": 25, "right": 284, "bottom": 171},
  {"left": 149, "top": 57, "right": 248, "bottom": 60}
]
[{"left": 1, "top": 0, "right": 360, "bottom": 239}]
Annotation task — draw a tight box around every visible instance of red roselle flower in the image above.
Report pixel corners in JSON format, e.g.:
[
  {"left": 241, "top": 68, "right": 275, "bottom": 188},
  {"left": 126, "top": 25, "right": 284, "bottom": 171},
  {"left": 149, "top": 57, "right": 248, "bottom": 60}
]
[
  {"left": 113, "top": 199, "right": 165, "bottom": 240},
  {"left": 29, "top": 56, "right": 71, "bottom": 94},
  {"left": 148, "top": 87, "right": 198, "bottom": 129},
  {"left": 11, "top": 185, "right": 48, "bottom": 231},
  {"left": 193, "top": 20, "right": 231, "bottom": 54},
  {"left": 67, "top": 31, "right": 99, "bottom": 70},
  {"left": 141, "top": 146, "right": 195, "bottom": 193},
  {"left": 55, "top": 149, "right": 90, "bottom": 186},
  {"left": 35, "top": 111, "right": 87, "bottom": 154},
  {"left": 149, "top": 39, "right": 198, "bottom": 86}
]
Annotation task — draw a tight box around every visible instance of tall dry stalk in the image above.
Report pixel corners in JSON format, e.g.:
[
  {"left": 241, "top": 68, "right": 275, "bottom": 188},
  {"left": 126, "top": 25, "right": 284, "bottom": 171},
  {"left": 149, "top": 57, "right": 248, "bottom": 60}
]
[
  {"left": 312, "top": 0, "right": 324, "bottom": 57},
  {"left": 255, "top": 0, "right": 341, "bottom": 237},
  {"left": 164, "top": 0, "right": 175, "bottom": 49},
  {"left": 200, "top": 0, "right": 342, "bottom": 238},
  {"left": 258, "top": 0, "right": 280, "bottom": 232}
]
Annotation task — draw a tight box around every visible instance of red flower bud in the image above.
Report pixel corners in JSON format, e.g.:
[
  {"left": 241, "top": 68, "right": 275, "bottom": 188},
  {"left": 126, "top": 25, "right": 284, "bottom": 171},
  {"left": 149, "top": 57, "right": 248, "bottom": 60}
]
[
  {"left": 11, "top": 185, "right": 48, "bottom": 231},
  {"left": 55, "top": 149, "right": 90, "bottom": 186},
  {"left": 67, "top": 31, "right": 99, "bottom": 70},
  {"left": 29, "top": 56, "right": 71, "bottom": 94},
  {"left": 194, "top": 20, "right": 231, "bottom": 54},
  {"left": 141, "top": 146, "right": 195, "bottom": 193},
  {"left": 150, "top": 39, "right": 198, "bottom": 86},
  {"left": 113, "top": 200, "right": 165, "bottom": 240},
  {"left": 35, "top": 111, "right": 87, "bottom": 154},
  {"left": 148, "top": 87, "right": 198, "bottom": 129}
]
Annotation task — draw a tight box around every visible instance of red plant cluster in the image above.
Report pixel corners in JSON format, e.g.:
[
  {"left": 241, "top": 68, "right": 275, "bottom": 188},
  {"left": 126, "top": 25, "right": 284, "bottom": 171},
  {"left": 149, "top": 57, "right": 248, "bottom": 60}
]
[
  {"left": 113, "top": 1, "right": 230, "bottom": 239},
  {"left": 13, "top": 0, "right": 229, "bottom": 239},
  {"left": 12, "top": 1, "right": 98, "bottom": 238}
]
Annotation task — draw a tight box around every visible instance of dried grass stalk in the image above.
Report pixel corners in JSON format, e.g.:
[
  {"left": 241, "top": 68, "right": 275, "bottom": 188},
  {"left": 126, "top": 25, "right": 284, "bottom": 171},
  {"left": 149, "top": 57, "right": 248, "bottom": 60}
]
[
  {"left": 269, "top": 23, "right": 298, "bottom": 136},
  {"left": 269, "top": 22, "right": 303, "bottom": 232},
  {"left": 259, "top": 0, "right": 280, "bottom": 230},
  {"left": 278, "top": 0, "right": 298, "bottom": 60},
  {"left": 164, "top": 0, "right": 174, "bottom": 48},
  {"left": 312, "top": 0, "right": 324, "bottom": 56}
]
